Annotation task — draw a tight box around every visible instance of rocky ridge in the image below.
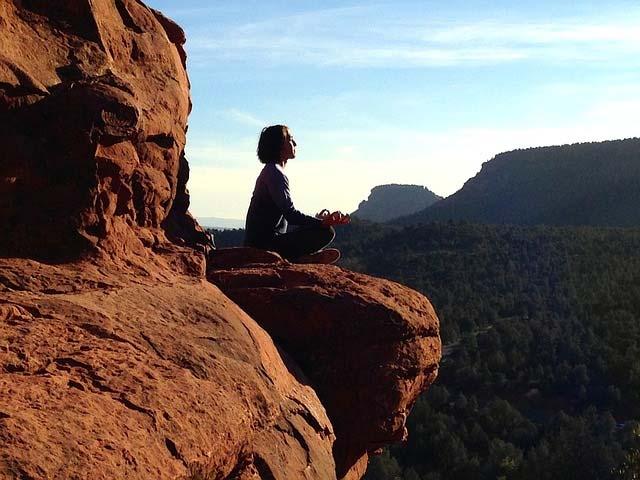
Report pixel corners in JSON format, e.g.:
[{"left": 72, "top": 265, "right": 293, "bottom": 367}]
[
  {"left": 0, "top": 1, "right": 441, "bottom": 479},
  {"left": 395, "top": 138, "right": 640, "bottom": 227}
]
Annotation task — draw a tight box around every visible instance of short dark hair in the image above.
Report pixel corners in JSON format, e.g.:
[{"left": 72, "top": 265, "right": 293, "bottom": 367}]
[{"left": 257, "top": 125, "right": 288, "bottom": 164}]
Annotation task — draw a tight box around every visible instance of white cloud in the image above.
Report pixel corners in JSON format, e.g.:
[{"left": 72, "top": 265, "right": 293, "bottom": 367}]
[
  {"left": 184, "top": 6, "right": 640, "bottom": 68},
  {"left": 430, "top": 22, "right": 640, "bottom": 45},
  {"left": 225, "top": 108, "right": 266, "bottom": 128}
]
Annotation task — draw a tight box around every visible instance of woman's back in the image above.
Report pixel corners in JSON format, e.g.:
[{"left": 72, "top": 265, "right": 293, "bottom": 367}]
[{"left": 244, "top": 163, "right": 289, "bottom": 248}]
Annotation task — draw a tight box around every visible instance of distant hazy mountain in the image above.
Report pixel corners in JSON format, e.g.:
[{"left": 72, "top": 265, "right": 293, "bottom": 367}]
[
  {"left": 351, "top": 184, "right": 442, "bottom": 222},
  {"left": 396, "top": 138, "right": 640, "bottom": 227},
  {"left": 198, "top": 217, "right": 244, "bottom": 230}
]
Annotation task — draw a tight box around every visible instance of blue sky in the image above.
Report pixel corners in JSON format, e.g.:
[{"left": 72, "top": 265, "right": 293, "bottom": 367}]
[{"left": 146, "top": 0, "right": 640, "bottom": 219}]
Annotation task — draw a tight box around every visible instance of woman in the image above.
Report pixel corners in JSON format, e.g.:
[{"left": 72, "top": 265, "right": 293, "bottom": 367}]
[{"left": 244, "top": 125, "right": 349, "bottom": 264}]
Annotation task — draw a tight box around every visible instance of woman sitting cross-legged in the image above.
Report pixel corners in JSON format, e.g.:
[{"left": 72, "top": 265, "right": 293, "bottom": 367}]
[{"left": 244, "top": 124, "right": 349, "bottom": 264}]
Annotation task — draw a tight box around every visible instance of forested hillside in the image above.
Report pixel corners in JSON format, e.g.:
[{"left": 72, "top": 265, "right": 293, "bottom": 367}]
[
  {"left": 335, "top": 221, "right": 640, "bottom": 479},
  {"left": 211, "top": 221, "right": 640, "bottom": 478},
  {"left": 397, "top": 138, "right": 640, "bottom": 227}
]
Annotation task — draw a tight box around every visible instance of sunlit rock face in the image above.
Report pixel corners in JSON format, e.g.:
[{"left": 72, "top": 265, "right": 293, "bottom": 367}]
[
  {"left": 208, "top": 249, "right": 442, "bottom": 479},
  {"left": 0, "top": 257, "right": 338, "bottom": 479},
  {"left": 0, "top": 0, "right": 202, "bottom": 260}
]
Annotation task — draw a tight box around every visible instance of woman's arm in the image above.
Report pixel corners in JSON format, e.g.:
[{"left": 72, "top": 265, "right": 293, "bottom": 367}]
[{"left": 265, "top": 167, "right": 321, "bottom": 226}]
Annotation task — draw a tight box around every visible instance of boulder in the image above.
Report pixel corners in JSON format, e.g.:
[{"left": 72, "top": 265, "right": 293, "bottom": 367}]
[
  {"left": 0, "top": 258, "right": 336, "bottom": 479},
  {"left": 208, "top": 255, "right": 441, "bottom": 479}
]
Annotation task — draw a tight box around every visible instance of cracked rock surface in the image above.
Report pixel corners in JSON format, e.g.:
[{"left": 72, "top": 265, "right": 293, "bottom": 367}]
[
  {"left": 0, "top": 0, "right": 206, "bottom": 259},
  {"left": 0, "top": 257, "right": 336, "bottom": 479}
]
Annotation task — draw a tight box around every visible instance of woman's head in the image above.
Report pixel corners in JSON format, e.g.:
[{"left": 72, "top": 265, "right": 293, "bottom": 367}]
[{"left": 257, "top": 125, "right": 296, "bottom": 164}]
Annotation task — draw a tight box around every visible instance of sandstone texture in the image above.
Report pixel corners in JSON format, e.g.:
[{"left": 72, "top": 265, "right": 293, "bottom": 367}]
[
  {"left": 0, "top": 256, "right": 336, "bottom": 479},
  {"left": 0, "top": 2, "right": 441, "bottom": 479},
  {"left": 0, "top": 0, "right": 208, "bottom": 259},
  {"left": 208, "top": 249, "right": 441, "bottom": 479}
]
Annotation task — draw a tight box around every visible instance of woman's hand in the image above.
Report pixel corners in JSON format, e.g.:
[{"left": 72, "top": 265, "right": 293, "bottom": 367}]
[{"left": 317, "top": 209, "right": 350, "bottom": 226}]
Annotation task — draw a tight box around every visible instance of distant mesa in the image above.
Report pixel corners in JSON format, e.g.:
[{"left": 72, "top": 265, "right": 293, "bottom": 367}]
[
  {"left": 352, "top": 184, "right": 442, "bottom": 223},
  {"left": 395, "top": 138, "right": 640, "bottom": 228}
]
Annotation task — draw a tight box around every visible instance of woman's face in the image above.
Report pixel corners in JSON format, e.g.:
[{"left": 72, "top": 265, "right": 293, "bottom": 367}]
[{"left": 281, "top": 129, "right": 297, "bottom": 161}]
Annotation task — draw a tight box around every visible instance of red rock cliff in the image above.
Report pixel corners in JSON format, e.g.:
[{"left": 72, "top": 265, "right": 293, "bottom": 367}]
[
  {"left": 0, "top": 1, "right": 441, "bottom": 479},
  {"left": 0, "top": 0, "right": 204, "bottom": 260}
]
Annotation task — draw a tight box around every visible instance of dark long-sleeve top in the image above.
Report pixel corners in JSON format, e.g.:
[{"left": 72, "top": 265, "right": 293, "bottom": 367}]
[{"left": 244, "top": 163, "right": 321, "bottom": 248}]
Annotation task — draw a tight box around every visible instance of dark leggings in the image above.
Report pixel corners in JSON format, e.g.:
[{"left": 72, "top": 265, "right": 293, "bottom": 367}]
[{"left": 270, "top": 225, "right": 335, "bottom": 260}]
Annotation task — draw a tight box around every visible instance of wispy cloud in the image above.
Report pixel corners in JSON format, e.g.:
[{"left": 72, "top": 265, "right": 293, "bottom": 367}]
[
  {"left": 184, "top": 5, "right": 640, "bottom": 68},
  {"left": 430, "top": 22, "right": 640, "bottom": 44},
  {"left": 225, "top": 108, "right": 266, "bottom": 128}
]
